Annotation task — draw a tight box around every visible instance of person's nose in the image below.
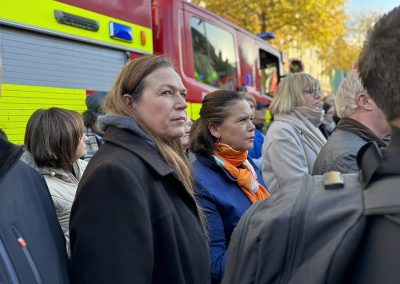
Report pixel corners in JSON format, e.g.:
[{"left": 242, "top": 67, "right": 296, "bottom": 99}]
[
  {"left": 314, "top": 90, "right": 322, "bottom": 100},
  {"left": 83, "top": 134, "right": 88, "bottom": 142},
  {"left": 249, "top": 121, "right": 255, "bottom": 131},
  {"left": 176, "top": 94, "right": 187, "bottom": 110}
]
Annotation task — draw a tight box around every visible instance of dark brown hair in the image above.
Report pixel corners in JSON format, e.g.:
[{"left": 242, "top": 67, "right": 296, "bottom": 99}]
[
  {"left": 190, "top": 90, "right": 245, "bottom": 154},
  {"left": 25, "top": 108, "right": 84, "bottom": 171},
  {"left": 358, "top": 7, "right": 400, "bottom": 122}
]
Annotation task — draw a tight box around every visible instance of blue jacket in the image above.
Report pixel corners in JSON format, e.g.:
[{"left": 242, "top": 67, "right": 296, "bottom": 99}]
[
  {"left": 193, "top": 153, "right": 266, "bottom": 284},
  {"left": 248, "top": 129, "right": 264, "bottom": 159}
]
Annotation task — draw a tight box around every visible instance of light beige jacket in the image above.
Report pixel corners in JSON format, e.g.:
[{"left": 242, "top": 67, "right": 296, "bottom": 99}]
[
  {"left": 40, "top": 159, "right": 88, "bottom": 255},
  {"left": 262, "top": 108, "right": 326, "bottom": 193}
]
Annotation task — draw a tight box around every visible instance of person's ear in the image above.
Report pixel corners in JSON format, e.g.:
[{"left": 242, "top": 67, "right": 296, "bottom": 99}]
[
  {"left": 122, "top": 94, "right": 135, "bottom": 109},
  {"left": 208, "top": 123, "right": 221, "bottom": 139},
  {"left": 356, "top": 92, "right": 373, "bottom": 111}
]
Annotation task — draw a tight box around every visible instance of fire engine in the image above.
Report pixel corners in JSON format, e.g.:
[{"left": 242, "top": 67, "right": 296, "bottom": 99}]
[{"left": 0, "top": 0, "right": 282, "bottom": 143}]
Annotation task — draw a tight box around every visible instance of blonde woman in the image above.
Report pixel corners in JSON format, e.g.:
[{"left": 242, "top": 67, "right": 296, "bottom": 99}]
[
  {"left": 262, "top": 73, "right": 326, "bottom": 192},
  {"left": 69, "top": 55, "right": 210, "bottom": 283}
]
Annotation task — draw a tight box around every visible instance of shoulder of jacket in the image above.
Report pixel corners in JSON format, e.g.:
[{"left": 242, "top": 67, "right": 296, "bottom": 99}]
[
  {"left": 194, "top": 160, "right": 236, "bottom": 194},
  {"left": 265, "top": 122, "right": 302, "bottom": 147},
  {"left": 333, "top": 129, "right": 365, "bottom": 141},
  {"left": 45, "top": 176, "right": 76, "bottom": 199},
  {"left": 269, "top": 120, "right": 302, "bottom": 134}
]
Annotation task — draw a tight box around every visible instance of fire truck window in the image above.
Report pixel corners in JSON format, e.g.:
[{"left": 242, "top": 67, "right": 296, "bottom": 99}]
[
  {"left": 260, "top": 49, "right": 279, "bottom": 96},
  {"left": 190, "top": 17, "right": 236, "bottom": 90}
]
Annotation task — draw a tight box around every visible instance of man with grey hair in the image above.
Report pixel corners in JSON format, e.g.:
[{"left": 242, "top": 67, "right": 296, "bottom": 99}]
[{"left": 312, "top": 70, "right": 391, "bottom": 175}]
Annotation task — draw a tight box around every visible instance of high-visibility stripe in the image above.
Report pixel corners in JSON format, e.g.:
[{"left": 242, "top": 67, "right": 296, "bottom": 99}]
[
  {"left": 0, "top": 84, "right": 86, "bottom": 144},
  {"left": 187, "top": 102, "right": 202, "bottom": 120},
  {"left": 0, "top": 85, "right": 205, "bottom": 143},
  {"left": 0, "top": 0, "right": 153, "bottom": 54}
]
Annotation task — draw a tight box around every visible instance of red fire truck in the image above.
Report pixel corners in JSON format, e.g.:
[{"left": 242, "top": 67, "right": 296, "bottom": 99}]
[{"left": 0, "top": 0, "right": 282, "bottom": 143}]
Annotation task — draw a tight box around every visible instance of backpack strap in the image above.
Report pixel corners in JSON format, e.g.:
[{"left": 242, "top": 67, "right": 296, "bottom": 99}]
[
  {"left": 357, "top": 141, "right": 384, "bottom": 187},
  {"left": 359, "top": 141, "right": 400, "bottom": 215},
  {"left": 364, "top": 177, "right": 400, "bottom": 215}
]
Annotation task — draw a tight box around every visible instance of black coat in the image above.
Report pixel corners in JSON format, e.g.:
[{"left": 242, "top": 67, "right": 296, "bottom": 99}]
[
  {"left": 70, "top": 126, "right": 210, "bottom": 284},
  {"left": 0, "top": 139, "right": 69, "bottom": 283},
  {"left": 351, "top": 127, "right": 400, "bottom": 284}
]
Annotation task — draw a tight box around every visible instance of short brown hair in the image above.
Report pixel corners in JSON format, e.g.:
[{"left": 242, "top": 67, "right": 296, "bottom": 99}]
[
  {"left": 190, "top": 90, "right": 245, "bottom": 154},
  {"left": 358, "top": 7, "right": 400, "bottom": 122},
  {"left": 25, "top": 108, "right": 84, "bottom": 171}
]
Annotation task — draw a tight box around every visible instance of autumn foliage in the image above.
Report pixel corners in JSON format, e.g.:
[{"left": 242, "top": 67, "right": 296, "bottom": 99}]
[{"left": 193, "top": 0, "right": 363, "bottom": 74}]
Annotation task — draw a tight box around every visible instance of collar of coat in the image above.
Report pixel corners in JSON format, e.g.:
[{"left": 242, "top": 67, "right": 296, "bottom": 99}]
[
  {"left": 0, "top": 139, "right": 24, "bottom": 181},
  {"left": 358, "top": 127, "right": 400, "bottom": 186},
  {"left": 336, "top": 117, "right": 386, "bottom": 148},
  {"left": 40, "top": 159, "right": 87, "bottom": 184},
  {"left": 103, "top": 126, "right": 174, "bottom": 177},
  {"left": 377, "top": 127, "right": 400, "bottom": 175},
  {"left": 99, "top": 114, "right": 156, "bottom": 149}
]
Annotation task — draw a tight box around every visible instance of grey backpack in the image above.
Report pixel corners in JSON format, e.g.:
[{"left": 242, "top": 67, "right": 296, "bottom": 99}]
[{"left": 222, "top": 172, "right": 400, "bottom": 284}]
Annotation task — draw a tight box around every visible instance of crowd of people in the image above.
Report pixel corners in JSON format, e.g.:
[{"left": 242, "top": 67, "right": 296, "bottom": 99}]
[{"left": 1, "top": 5, "right": 400, "bottom": 283}]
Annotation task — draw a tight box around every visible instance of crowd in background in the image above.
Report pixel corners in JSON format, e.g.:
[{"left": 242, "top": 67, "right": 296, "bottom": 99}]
[{"left": 1, "top": 6, "right": 400, "bottom": 282}]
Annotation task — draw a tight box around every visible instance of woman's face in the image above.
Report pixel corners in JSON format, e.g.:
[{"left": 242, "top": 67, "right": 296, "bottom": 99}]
[
  {"left": 245, "top": 99, "right": 256, "bottom": 115},
  {"left": 211, "top": 100, "right": 255, "bottom": 152},
  {"left": 133, "top": 67, "right": 187, "bottom": 141},
  {"left": 74, "top": 133, "right": 88, "bottom": 160},
  {"left": 181, "top": 115, "right": 192, "bottom": 151},
  {"left": 302, "top": 87, "right": 322, "bottom": 110}
]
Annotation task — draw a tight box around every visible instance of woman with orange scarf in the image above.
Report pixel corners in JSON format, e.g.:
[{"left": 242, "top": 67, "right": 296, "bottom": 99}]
[{"left": 190, "top": 90, "right": 269, "bottom": 284}]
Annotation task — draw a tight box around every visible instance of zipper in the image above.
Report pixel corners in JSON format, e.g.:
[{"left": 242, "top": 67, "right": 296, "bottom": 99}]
[
  {"left": 229, "top": 201, "right": 263, "bottom": 283},
  {"left": 0, "top": 238, "right": 21, "bottom": 284},
  {"left": 279, "top": 175, "right": 314, "bottom": 284},
  {"left": 12, "top": 227, "right": 43, "bottom": 284}
]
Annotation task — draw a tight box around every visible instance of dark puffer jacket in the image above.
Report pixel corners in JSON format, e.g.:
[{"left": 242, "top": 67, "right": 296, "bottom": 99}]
[{"left": 0, "top": 139, "right": 69, "bottom": 283}]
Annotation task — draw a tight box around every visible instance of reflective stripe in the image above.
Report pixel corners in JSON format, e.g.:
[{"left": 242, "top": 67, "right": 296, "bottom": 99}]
[
  {"left": 187, "top": 102, "right": 202, "bottom": 120},
  {"left": 0, "top": 84, "right": 86, "bottom": 143},
  {"left": 0, "top": 0, "right": 153, "bottom": 53},
  {"left": 0, "top": 238, "right": 20, "bottom": 284}
]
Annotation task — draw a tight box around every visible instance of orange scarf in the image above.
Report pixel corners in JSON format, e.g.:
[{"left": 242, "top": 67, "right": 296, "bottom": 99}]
[{"left": 213, "top": 143, "right": 270, "bottom": 203}]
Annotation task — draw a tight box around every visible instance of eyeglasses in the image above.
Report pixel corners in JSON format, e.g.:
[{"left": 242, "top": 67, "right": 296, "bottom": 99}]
[{"left": 303, "top": 88, "right": 321, "bottom": 98}]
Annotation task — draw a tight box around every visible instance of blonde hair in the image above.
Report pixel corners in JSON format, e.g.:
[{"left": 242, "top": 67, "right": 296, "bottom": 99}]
[
  {"left": 270, "top": 73, "right": 319, "bottom": 115},
  {"left": 335, "top": 70, "right": 365, "bottom": 118},
  {"left": 103, "top": 55, "right": 201, "bottom": 219}
]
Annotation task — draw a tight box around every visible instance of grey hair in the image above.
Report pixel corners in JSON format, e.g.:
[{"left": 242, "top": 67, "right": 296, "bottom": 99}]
[{"left": 335, "top": 70, "right": 365, "bottom": 118}]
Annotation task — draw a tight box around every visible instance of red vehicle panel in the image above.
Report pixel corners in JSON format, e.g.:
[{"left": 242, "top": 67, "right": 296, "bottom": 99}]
[{"left": 152, "top": 0, "right": 281, "bottom": 109}]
